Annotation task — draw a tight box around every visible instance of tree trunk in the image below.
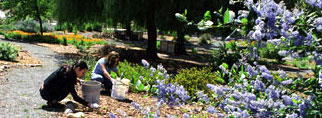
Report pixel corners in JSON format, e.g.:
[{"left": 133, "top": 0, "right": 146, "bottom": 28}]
[
  {"left": 126, "top": 22, "right": 132, "bottom": 40},
  {"left": 146, "top": 1, "right": 158, "bottom": 59},
  {"left": 34, "top": 0, "right": 43, "bottom": 36},
  {"left": 175, "top": 30, "right": 187, "bottom": 55}
]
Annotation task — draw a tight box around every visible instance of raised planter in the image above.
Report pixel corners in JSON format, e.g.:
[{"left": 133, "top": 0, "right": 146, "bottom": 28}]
[{"left": 160, "top": 40, "right": 176, "bottom": 54}]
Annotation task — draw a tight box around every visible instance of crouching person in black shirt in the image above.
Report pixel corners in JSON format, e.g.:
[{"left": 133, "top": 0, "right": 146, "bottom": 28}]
[{"left": 39, "top": 60, "right": 90, "bottom": 108}]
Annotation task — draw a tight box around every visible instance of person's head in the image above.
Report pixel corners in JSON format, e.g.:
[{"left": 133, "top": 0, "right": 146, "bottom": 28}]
[
  {"left": 73, "top": 60, "right": 88, "bottom": 78},
  {"left": 105, "top": 51, "right": 120, "bottom": 68}
]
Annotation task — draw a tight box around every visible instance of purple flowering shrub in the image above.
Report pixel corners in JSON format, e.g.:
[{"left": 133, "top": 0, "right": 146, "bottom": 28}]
[{"left": 203, "top": 62, "right": 318, "bottom": 117}]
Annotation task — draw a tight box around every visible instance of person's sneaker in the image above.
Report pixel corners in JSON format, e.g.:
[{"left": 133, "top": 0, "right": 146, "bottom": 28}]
[{"left": 47, "top": 101, "right": 65, "bottom": 109}]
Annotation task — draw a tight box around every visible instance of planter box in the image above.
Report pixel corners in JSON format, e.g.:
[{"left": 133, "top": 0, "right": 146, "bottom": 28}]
[{"left": 160, "top": 40, "right": 176, "bottom": 54}]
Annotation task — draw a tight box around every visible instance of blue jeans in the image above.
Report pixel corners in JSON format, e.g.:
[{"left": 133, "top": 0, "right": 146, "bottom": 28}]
[{"left": 91, "top": 74, "right": 112, "bottom": 92}]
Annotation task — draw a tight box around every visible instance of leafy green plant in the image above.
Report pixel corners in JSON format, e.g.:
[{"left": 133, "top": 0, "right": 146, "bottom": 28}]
[
  {"left": 192, "top": 48, "right": 198, "bottom": 54},
  {"left": 170, "top": 67, "right": 222, "bottom": 100},
  {"left": 259, "top": 43, "right": 284, "bottom": 63},
  {"left": 198, "top": 33, "right": 211, "bottom": 45},
  {"left": 117, "top": 60, "right": 165, "bottom": 93},
  {"left": 184, "top": 35, "right": 191, "bottom": 40},
  {"left": 156, "top": 40, "right": 160, "bottom": 50},
  {"left": 209, "top": 43, "right": 241, "bottom": 71},
  {"left": 0, "top": 42, "right": 19, "bottom": 61},
  {"left": 63, "top": 36, "right": 68, "bottom": 46}
]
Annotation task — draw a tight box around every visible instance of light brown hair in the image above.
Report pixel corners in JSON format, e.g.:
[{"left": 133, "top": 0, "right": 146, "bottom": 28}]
[{"left": 105, "top": 51, "right": 120, "bottom": 68}]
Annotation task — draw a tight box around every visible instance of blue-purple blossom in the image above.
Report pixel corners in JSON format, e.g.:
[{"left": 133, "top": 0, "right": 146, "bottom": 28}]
[
  {"left": 183, "top": 113, "right": 190, "bottom": 118},
  {"left": 258, "top": 65, "right": 270, "bottom": 74},
  {"left": 305, "top": 0, "right": 322, "bottom": 9},
  {"left": 131, "top": 102, "right": 142, "bottom": 110},
  {"left": 278, "top": 50, "right": 289, "bottom": 56},
  {"left": 196, "top": 91, "right": 209, "bottom": 103},
  {"left": 278, "top": 70, "right": 287, "bottom": 78},
  {"left": 166, "top": 114, "right": 176, "bottom": 118},
  {"left": 251, "top": 29, "right": 264, "bottom": 41},
  {"left": 207, "top": 105, "right": 217, "bottom": 114},
  {"left": 156, "top": 99, "right": 164, "bottom": 108},
  {"left": 109, "top": 113, "right": 118, "bottom": 118},
  {"left": 262, "top": 73, "right": 273, "bottom": 81},
  {"left": 207, "top": 84, "right": 224, "bottom": 96},
  {"left": 150, "top": 67, "right": 156, "bottom": 73},
  {"left": 139, "top": 76, "right": 144, "bottom": 80},
  {"left": 313, "top": 51, "right": 322, "bottom": 66},
  {"left": 246, "top": 65, "right": 258, "bottom": 78},
  {"left": 285, "top": 112, "right": 298, "bottom": 118},
  {"left": 282, "top": 95, "right": 295, "bottom": 106},
  {"left": 141, "top": 59, "right": 150, "bottom": 69},
  {"left": 281, "top": 79, "right": 293, "bottom": 86},
  {"left": 314, "top": 17, "right": 322, "bottom": 32},
  {"left": 164, "top": 74, "right": 169, "bottom": 79},
  {"left": 253, "top": 80, "right": 265, "bottom": 92},
  {"left": 154, "top": 110, "right": 160, "bottom": 117},
  {"left": 217, "top": 113, "right": 225, "bottom": 118},
  {"left": 157, "top": 64, "right": 167, "bottom": 73},
  {"left": 157, "top": 81, "right": 190, "bottom": 106}
]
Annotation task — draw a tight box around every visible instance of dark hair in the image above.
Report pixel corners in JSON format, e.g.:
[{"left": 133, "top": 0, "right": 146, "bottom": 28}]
[
  {"left": 73, "top": 60, "right": 88, "bottom": 70},
  {"left": 105, "top": 51, "right": 120, "bottom": 68}
]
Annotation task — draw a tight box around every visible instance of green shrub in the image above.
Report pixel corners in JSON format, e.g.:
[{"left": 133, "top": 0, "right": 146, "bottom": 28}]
[
  {"left": 15, "top": 19, "right": 54, "bottom": 33},
  {"left": 16, "top": 19, "right": 40, "bottom": 33},
  {"left": 0, "top": 42, "right": 19, "bottom": 61},
  {"left": 259, "top": 43, "right": 284, "bottom": 63},
  {"left": 170, "top": 67, "right": 222, "bottom": 100},
  {"left": 156, "top": 40, "right": 160, "bottom": 50},
  {"left": 198, "top": 33, "right": 211, "bottom": 45},
  {"left": 209, "top": 43, "right": 241, "bottom": 71},
  {"left": 184, "top": 35, "right": 191, "bottom": 40}
]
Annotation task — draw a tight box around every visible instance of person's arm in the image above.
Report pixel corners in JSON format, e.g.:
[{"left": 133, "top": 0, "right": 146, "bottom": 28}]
[
  {"left": 100, "top": 63, "right": 113, "bottom": 80},
  {"left": 70, "top": 85, "right": 90, "bottom": 106}
]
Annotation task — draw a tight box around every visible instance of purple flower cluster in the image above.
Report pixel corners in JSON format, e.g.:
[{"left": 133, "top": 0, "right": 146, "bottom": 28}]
[
  {"left": 141, "top": 59, "right": 150, "bottom": 69},
  {"left": 314, "top": 17, "right": 322, "bottom": 32},
  {"left": 109, "top": 113, "right": 118, "bottom": 118},
  {"left": 278, "top": 50, "right": 289, "bottom": 57},
  {"left": 196, "top": 91, "right": 209, "bottom": 103},
  {"left": 155, "top": 80, "right": 190, "bottom": 106},
  {"left": 306, "top": 0, "right": 322, "bottom": 9},
  {"left": 246, "top": 64, "right": 258, "bottom": 78},
  {"left": 204, "top": 63, "right": 313, "bottom": 117},
  {"left": 313, "top": 51, "right": 322, "bottom": 66}
]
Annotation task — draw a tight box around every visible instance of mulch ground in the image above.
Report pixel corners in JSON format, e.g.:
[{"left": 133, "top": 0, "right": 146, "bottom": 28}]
[{"left": 57, "top": 88, "right": 216, "bottom": 118}]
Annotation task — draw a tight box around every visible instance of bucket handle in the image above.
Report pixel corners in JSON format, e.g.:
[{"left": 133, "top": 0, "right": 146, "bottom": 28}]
[{"left": 112, "top": 79, "right": 131, "bottom": 86}]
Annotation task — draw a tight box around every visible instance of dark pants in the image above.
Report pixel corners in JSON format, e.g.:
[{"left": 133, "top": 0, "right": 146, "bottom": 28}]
[
  {"left": 39, "top": 88, "right": 67, "bottom": 103},
  {"left": 92, "top": 76, "right": 113, "bottom": 92}
]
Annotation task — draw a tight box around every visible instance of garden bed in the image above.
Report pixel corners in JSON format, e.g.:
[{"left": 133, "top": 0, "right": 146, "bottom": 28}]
[{"left": 58, "top": 91, "right": 217, "bottom": 118}]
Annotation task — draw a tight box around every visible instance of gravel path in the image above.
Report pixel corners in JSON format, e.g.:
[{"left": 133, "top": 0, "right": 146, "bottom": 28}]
[{"left": 0, "top": 39, "right": 66, "bottom": 118}]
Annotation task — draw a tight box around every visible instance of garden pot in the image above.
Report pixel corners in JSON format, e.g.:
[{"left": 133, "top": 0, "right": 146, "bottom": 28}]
[{"left": 81, "top": 81, "right": 101, "bottom": 104}]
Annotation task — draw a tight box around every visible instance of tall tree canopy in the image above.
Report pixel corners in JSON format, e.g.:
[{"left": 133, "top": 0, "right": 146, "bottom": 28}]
[
  {"left": 54, "top": 0, "right": 229, "bottom": 58},
  {"left": 1, "top": 0, "right": 54, "bottom": 35}
]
